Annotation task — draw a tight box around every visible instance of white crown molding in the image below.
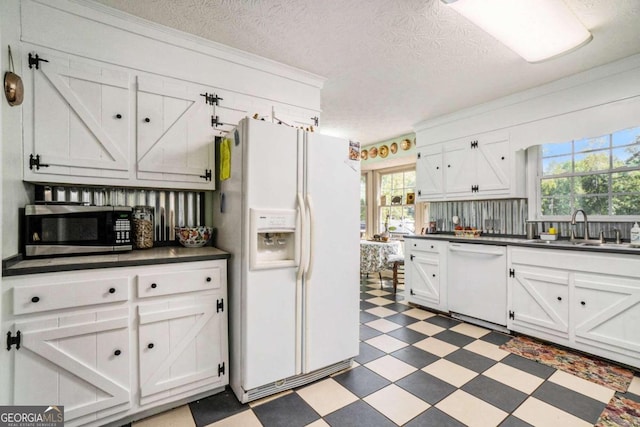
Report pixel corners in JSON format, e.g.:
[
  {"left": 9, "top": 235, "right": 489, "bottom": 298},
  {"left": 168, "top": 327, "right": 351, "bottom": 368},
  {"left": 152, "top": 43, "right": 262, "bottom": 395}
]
[
  {"left": 413, "top": 52, "right": 640, "bottom": 133},
  {"left": 36, "top": 0, "right": 326, "bottom": 89}
]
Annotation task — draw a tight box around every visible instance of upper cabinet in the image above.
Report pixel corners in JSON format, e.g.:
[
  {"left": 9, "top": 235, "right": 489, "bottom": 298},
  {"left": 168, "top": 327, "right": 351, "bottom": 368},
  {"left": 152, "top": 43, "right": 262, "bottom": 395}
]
[
  {"left": 23, "top": 51, "right": 132, "bottom": 182},
  {"left": 416, "top": 131, "right": 525, "bottom": 201},
  {"left": 22, "top": 49, "right": 216, "bottom": 190},
  {"left": 136, "top": 76, "right": 214, "bottom": 186}
]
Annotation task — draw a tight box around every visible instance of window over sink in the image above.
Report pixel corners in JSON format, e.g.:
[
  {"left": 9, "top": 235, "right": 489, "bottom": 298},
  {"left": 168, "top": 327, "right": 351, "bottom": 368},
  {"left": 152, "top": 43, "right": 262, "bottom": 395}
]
[{"left": 538, "top": 125, "right": 640, "bottom": 218}]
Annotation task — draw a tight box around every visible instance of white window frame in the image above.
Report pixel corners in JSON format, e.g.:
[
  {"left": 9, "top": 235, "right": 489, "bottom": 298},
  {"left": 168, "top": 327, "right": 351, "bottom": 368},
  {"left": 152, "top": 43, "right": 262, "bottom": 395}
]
[
  {"left": 374, "top": 165, "right": 419, "bottom": 237},
  {"left": 533, "top": 129, "right": 640, "bottom": 221}
]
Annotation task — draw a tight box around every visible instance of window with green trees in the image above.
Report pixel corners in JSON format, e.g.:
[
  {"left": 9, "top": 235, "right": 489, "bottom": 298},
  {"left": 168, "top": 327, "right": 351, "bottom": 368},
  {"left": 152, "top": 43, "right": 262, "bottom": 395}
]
[
  {"left": 539, "top": 126, "right": 640, "bottom": 217},
  {"left": 379, "top": 169, "right": 415, "bottom": 234}
]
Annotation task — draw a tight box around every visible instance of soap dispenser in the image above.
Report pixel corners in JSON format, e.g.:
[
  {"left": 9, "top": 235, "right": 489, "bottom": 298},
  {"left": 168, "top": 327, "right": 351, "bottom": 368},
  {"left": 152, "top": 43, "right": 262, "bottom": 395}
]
[{"left": 631, "top": 222, "right": 640, "bottom": 247}]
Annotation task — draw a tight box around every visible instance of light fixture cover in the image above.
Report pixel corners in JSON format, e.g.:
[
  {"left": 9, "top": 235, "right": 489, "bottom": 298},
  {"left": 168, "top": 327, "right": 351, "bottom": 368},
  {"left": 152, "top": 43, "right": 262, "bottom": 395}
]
[{"left": 443, "top": 0, "right": 592, "bottom": 63}]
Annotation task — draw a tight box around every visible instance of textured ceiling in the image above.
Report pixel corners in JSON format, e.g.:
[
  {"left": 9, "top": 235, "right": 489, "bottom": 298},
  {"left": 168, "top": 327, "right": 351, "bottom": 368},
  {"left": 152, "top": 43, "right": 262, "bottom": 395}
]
[{"left": 93, "top": 0, "right": 640, "bottom": 144}]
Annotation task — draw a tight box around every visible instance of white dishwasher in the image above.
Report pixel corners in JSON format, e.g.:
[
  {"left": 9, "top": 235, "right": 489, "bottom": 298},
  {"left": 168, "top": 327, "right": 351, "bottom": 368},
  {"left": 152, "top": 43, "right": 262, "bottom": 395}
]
[{"left": 447, "top": 243, "right": 507, "bottom": 326}]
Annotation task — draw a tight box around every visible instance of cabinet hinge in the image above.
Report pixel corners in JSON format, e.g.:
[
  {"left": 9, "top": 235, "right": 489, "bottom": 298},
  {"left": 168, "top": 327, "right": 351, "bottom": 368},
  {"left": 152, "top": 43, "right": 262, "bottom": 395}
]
[
  {"left": 471, "top": 185, "right": 479, "bottom": 193},
  {"left": 417, "top": 152, "right": 421, "bottom": 159},
  {"left": 218, "top": 362, "right": 226, "bottom": 376},
  {"left": 29, "top": 154, "right": 50, "bottom": 171},
  {"left": 216, "top": 298, "right": 224, "bottom": 313},
  {"left": 200, "top": 92, "right": 223, "bottom": 106},
  {"left": 509, "top": 310, "right": 515, "bottom": 320},
  {"left": 6, "top": 331, "right": 21, "bottom": 351},
  {"left": 509, "top": 269, "right": 515, "bottom": 278},
  {"left": 417, "top": 190, "right": 421, "bottom": 197},
  {"left": 28, "top": 53, "right": 49, "bottom": 69},
  {"left": 199, "top": 169, "right": 212, "bottom": 181},
  {"left": 410, "top": 254, "right": 415, "bottom": 261},
  {"left": 410, "top": 289, "right": 415, "bottom": 296},
  {"left": 470, "top": 140, "right": 478, "bottom": 149},
  {"left": 310, "top": 116, "right": 319, "bottom": 127}
]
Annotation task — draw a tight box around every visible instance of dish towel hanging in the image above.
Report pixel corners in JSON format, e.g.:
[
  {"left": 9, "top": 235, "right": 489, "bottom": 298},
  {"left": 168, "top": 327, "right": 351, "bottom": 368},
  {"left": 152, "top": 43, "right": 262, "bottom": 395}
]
[{"left": 219, "top": 138, "right": 232, "bottom": 181}]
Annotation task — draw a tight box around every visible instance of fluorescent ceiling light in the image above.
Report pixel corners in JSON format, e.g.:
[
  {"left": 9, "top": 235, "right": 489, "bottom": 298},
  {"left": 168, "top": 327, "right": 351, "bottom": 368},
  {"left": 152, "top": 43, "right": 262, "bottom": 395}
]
[{"left": 442, "top": 0, "right": 592, "bottom": 63}]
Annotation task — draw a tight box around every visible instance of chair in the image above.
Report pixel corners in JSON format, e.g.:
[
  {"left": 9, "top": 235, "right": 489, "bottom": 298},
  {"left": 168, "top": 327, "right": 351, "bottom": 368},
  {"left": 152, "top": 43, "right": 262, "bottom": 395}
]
[{"left": 386, "top": 253, "right": 405, "bottom": 293}]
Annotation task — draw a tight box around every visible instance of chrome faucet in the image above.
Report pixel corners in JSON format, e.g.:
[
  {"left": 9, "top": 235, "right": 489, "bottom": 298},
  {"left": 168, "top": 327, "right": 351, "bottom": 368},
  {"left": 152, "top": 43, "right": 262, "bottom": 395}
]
[{"left": 570, "top": 209, "right": 590, "bottom": 242}]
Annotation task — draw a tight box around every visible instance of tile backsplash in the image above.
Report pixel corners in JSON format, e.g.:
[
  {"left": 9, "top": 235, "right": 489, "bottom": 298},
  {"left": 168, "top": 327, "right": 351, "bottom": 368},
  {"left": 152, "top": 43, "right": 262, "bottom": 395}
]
[{"left": 35, "top": 185, "right": 205, "bottom": 243}]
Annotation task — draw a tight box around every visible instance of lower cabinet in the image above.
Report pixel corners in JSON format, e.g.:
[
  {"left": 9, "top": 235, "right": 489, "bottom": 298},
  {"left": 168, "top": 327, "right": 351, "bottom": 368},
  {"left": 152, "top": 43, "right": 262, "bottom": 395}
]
[
  {"left": 2, "top": 259, "right": 228, "bottom": 427},
  {"left": 138, "top": 293, "right": 227, "bottom": 406},
  {"left": 12, "top": 308, "right": 130, "bottom": 426},
  {"left": 508, "top": 247, "right": 640, "bottom": 368},
  {"left": 405, "top": 239, "right": 447, "bottom": 312}
]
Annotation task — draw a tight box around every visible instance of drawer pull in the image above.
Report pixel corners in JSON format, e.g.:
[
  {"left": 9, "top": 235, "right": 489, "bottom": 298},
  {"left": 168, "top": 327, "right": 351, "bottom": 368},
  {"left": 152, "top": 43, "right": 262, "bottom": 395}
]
[
  {"left": 31, "top": 296, "right": 40, "bottom": 303},
  {"left": 114, "top": 349, "right": 121, "bottom": 356},
  {"left": 144, "top": 117, "right": 151, "bottom": 123},
  {"left": 557, "top": 296, "right": 562, "bottom": 301},
  {"left": 151, "top": 283, "right": 157, "bottom": 289},
  {"left": 109, "top": 288, "right": 116, "bottom": 294},
  {"left": 430, "top": 245, "right": 434, "bottom": 249},
  {"left": 206, "top": 277, "right": 212, "bottom": 282},
  {"left": 115, "top": 113, "right": 122, "bottom": 119},
  {"left": 581, "top": 301, "right": 586, "bottom": 306},
  {"left": 147, "top": 343, "right": 155, "bottom": 349}
]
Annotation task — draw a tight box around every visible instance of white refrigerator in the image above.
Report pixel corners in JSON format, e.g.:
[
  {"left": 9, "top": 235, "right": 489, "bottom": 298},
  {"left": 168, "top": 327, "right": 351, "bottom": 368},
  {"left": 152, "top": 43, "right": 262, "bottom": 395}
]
[{"left": 213, "top": 118, "right": 360, "bottom": 403}]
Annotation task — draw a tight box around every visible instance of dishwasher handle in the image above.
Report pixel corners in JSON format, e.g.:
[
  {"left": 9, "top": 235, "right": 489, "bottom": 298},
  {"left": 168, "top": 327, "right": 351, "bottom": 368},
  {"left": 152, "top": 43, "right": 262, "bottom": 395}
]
[{"left": 448, "top": 244, "right": 505, "bottom": 256}]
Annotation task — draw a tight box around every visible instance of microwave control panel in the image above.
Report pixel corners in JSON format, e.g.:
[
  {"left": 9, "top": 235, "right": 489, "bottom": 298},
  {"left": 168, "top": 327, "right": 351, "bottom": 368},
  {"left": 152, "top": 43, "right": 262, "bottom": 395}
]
[{"left": 115, "top": 218, "right": 131, "bottom": 244}]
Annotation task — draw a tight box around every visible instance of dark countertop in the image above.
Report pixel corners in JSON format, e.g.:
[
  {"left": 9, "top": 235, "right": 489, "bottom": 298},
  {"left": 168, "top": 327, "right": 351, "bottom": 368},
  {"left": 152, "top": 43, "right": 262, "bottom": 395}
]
[
  {"left": 404, "top": 234, "right": 640, "bottom": 256},
  {"left": 3, "top": 246, "right": 231, "bottom": 277}
]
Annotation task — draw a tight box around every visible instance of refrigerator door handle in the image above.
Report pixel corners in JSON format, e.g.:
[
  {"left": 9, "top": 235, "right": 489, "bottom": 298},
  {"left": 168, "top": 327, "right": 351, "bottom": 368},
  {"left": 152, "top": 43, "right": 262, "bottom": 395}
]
[
  {"left": 305, "top": 193, "right": 315, "bottom": 281},
  {"left": 297, "top": 192, "right": 307, "bottom": 280}
]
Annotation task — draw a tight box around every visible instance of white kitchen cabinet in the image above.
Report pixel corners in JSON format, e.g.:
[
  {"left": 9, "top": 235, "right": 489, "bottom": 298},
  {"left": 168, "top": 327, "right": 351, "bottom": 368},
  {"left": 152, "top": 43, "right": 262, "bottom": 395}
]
[
  {"left": 573, "top": 272, "right": 640, "bottom": 364},
  {"left": 22, "top": 49, "right": 131, "bottom": 183},
  {"left": 415, "top": 145, "right": 444, "bottom": 199},
  {"left": 2, "top": 259, "right": 229, "bottom": 427},
  {"left": 405, "top": 239, "right": 447, "bottom": 312},
  {"left": 508, "top": 264, "right": 570, "bottom": 343},
  {"left": 507, "top": 247, "right": 640, "bottom": 368},
  {"left": 11, "top": 309, "right": 131, "bottom": 426},
  {"left": 416, "top": 131, "right": 525, "bottom": 201},
  {"left": 136, "top": 75, "right": 215, "bottom": 188}
]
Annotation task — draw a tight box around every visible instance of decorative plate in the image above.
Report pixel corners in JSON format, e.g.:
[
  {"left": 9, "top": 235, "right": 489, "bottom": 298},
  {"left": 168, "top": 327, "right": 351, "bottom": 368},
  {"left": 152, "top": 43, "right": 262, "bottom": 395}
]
[
  {"left": 401, "top": 138, "right": 411, "bottom": 150},
  {"left": 361, "top": 149, "right": 368, "bottom": 160},
  {"left": 369, "top": 146, "right": 378, "bottom": 158},
  {"left": 379, "top": 145, "right": 389, "bottom": 158},
  {"left": 390, "top": 142, "right": 398, "bottom": 154}
]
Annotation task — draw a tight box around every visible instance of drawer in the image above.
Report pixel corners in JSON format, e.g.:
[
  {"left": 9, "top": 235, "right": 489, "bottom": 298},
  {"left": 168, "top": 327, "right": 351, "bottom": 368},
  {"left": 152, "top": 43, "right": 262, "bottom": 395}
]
[
  {"left": 137, "top": 265, "right": 221, "bottom": 298},
  {"left": 13, "top": 276, "right": 129, "bottom": 315},
  {"left": 407, "top": 239, "right": 445, "bottom": 254}
]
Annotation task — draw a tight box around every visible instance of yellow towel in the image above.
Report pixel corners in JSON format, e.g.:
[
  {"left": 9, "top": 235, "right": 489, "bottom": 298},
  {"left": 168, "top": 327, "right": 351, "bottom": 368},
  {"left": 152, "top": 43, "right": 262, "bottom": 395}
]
[{"left": 219, "top": 138, "right": 231, "bottom": 181}]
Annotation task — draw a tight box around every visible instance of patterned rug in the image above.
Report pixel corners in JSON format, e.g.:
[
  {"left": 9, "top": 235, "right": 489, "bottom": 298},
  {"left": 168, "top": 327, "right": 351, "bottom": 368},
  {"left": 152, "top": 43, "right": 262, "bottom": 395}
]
[
  {"left": 595, "top": 395, "right": 640, "bottom": 427},
  {"left": 500, "top": 336, "right": 634, "bottom": 392}
]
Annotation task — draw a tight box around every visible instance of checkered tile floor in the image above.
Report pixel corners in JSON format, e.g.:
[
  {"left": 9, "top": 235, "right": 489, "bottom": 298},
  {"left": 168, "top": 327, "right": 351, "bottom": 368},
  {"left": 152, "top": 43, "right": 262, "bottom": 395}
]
[{"left": 131, "top": 273, "right": 640, "bottom": 427}]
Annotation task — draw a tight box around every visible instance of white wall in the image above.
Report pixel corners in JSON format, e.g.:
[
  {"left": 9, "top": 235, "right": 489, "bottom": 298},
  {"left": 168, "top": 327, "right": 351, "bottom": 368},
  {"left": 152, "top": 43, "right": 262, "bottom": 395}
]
[{"left": 2, "top": 0, "right": 32, "bottom": 259}]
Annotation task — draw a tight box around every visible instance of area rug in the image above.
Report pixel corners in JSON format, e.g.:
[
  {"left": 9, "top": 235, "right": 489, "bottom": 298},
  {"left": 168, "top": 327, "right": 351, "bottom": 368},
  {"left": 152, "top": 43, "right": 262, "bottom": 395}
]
[
  {"left": 500, "top": 336, "right": 634, "bottom": 392},
  {"left": 595, "top": 395, "right": 640, "bottom": 427}
]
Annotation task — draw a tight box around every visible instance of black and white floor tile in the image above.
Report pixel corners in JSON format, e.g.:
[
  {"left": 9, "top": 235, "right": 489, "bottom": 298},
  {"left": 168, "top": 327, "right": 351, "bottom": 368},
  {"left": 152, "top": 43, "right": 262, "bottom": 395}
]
[{"left": 131, "top": 273, "right": 640, "bottom": 427}]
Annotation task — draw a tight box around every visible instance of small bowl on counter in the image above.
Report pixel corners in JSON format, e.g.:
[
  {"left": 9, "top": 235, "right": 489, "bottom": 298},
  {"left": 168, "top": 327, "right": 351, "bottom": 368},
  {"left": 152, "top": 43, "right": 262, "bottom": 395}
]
[
  {"left": 539, "top": 232, "right": 558, "bottom": 241},
  {"left": 175, "top": 226, "right": 213, "bottom": 248}
]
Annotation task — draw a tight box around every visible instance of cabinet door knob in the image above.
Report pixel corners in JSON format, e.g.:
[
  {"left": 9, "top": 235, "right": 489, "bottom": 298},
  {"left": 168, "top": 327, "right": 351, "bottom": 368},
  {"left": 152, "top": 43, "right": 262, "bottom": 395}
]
[
  {"left": 432, "top": 274, "right": 436, "bottom": 277},
  {"left": 109, "top": 287, "right": 116, "bottom": 294},
  {"left": 430, "top": 245, "right": 434, "bottom": 249},
  {"left": 581, "top": 301, "right": 586, "bottom": 306},
  {"left": 147, "top": 343, "right": 154, "bottom": 349},
  {"left": 447, "top": 164, "right": 451, "bottom": 168},
  {"left": 114, "top": 349, "right": 121, "bottom": 356},
  {"left": 151, "top": 283, "right": 157, "bottom": 289},
  {"left": 501, "top": 156, "right": 505, "bottom": 160},
  {"left": 557, "top": 296, "right": 562, "bottom": 301},
  {"left": 144, "top": 117, "right": 151, "bottom": 123},
  {"left": 436, "top": 166, "right": 440, "bottom": 170},
  {"left": 31, "top": 296, "right": 40, "bottom": 303},
  {"left": 206, "top": 277, "right": 212, "bottom": 282},
  {"left": 115, "top": 113, "right": 122, "bottom": 119}
]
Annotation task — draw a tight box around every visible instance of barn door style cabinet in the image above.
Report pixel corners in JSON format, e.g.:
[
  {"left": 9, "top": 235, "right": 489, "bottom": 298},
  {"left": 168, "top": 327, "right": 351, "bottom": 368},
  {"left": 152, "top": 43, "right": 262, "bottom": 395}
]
[
  {"left": 22, "top": 48, "right": 217, "bottom": 190},
  {"left": 507, "top": 247, "right": 640, "bottom": 368},
  {"left": 2, "top": 260, "right": 228, "bottom": 427}
]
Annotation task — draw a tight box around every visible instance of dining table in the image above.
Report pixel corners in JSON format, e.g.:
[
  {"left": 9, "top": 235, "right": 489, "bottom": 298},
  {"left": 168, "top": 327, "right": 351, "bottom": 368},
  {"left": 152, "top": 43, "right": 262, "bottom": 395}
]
[{"left": 359, "top": 239, "right": 401, "bottom": 275}]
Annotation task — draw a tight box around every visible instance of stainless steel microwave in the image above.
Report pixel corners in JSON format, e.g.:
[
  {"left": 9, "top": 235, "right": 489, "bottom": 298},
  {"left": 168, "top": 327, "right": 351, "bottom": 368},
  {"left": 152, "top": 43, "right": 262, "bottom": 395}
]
[{"left": 24, "top": 204, "right": 133, "bottom": 257}]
